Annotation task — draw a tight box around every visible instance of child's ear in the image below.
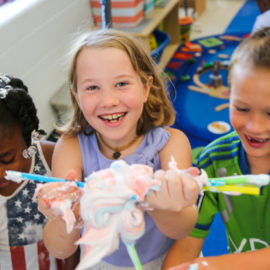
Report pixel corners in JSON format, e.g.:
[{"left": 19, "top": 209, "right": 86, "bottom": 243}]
[
  {"left": 143, "top": 75, "right": 153, "bottom": 102},
  {"left": 71, "top": 88, "right": 79, "bottom": 104}
]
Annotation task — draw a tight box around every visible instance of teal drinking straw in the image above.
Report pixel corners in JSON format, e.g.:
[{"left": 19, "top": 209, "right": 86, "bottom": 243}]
[{"left": 126, "top": 244, "right": 143, "bottom": 270}]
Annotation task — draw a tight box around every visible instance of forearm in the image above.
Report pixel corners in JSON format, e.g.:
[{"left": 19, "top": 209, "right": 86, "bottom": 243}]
[
  {"left": 43, "top": 219, "right": 81, "bottom": 259},
  {"left": 204, "top": 247, "right": 270, "bottom": 270},
  {"left": 162, "top": 237, "right": 203, "bottom": 270},
  {"left": 171, "top": 247, "right": 270, "bottom": 270},
  {"left": 148, "top": 205, "right": 197, "bottom": 239}
]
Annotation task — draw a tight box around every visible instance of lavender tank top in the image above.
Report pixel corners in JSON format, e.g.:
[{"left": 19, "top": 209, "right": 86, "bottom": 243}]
[{"left": 77, "top": 127, "right": 174, "bottom": 266}]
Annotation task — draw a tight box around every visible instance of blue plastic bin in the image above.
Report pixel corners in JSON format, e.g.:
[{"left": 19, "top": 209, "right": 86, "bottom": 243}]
[{"left": 151, "top": 29, "right": 170, "bottom": 64}]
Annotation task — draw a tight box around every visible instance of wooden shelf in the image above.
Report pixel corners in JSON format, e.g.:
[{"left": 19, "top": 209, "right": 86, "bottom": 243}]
[
  {"left": 159, "top": 43, "right": 179, "bottom": 70},
  {"left": 127, "top": 0, "right": 180, "bottom": 69}
]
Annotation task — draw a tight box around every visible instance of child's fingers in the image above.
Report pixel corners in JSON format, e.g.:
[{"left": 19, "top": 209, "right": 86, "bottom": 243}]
[
  {"left": 37, "top": 182, "right": 64, "bottom": 196},
  {"left": 36, "top": 183, "right": 61, "bottom": 218},
  {"left": 39, "top": 182, "right": 80, "bottom": 200},
  {"left": 144, "top": 170, "right": 167, "bottom": 209},
  {"left": 166, "top": 169, "right": 186, "bottom": 204},
  {"left": 146, "top": 170, "right": 186, "bottom": 211},
  {"left": 146, "top": 169, "right": 200, "bottom": 211},
  {"left": 180, "top": 174, "right": 200, "bottom": 204},
  {"left": 166, "top": 169, "right": 198, "bottom": 210},
  {"left": 154, "top": 169, "right": 166, "bottom": 179},
  {"left": 36, "top": 182, "right": 81, "bottom": 219},
  {"left": 185, "top": 167, "right": 201, "bottom": 176}
]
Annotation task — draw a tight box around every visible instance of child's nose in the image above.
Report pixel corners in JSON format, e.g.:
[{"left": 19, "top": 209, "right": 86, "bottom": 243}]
[
  {"left": 0, "top": 168, "right": 6, "bottom": 180},
  {"left": 101, "top": 89, "right": 119, "bottom": 107}
]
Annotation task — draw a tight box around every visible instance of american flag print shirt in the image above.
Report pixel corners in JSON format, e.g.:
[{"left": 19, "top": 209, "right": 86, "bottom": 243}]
[{"left": 0, "top": 142, "right": 60, "bottom": 270}]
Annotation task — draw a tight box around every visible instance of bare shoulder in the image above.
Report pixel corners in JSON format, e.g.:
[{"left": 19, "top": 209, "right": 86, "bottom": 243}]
[
  {"left": 165, "top": 127, "right": 191, "bottom": 151},
  {"left": 54, "top": 134, "right": 81, "bottom": 158},
  {"left": 159, "top": 127, "right": 192, "bottom": 169},
  {"left": 52, "top": 135, "right": 83, "bottom": 179},
  {"left": 167, "top": 127, "right": 190, "bottom": 142},
  {"left": 54, "top": 134, "right": 80, "bottom": 151},
  {"left": 40, "top": 140, "right": 55, "bottom": 168}
]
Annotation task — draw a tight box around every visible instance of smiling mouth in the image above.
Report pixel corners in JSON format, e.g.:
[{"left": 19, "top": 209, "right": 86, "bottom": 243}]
[
  {"left": 0, "top": 179, "right": 10, "bottom": 188},
  {"left": 99, "top": 112, "right": 126, "bottom": 123},
  {"left": 246, "top": 135, "right": 269, "bottom": 143}
]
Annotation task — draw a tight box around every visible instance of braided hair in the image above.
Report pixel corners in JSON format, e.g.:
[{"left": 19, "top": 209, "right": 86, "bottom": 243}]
[{"left": 0, "top": 73, "right": 42, "bottom": 147}]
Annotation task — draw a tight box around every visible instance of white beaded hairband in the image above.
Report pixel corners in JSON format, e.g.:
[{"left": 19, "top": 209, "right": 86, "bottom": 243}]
[
  {"left": 0, "top": 73, "right": 12, "bottom": 99},
  {"left": 22, "top": 130, "right": 47, "bottom": 159}
]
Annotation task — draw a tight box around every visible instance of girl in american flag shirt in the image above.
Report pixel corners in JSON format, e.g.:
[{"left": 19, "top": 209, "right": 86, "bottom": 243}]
[{"left": 0, "top": 73, "right": 62, "bottom": 270}]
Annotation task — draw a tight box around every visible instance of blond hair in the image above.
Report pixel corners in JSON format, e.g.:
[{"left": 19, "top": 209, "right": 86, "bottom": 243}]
[
  {"left": 59, "top": 29, "right": 175, "bottom": 135},
  {"left": 228, "top": 26, "right": 270, "bottom": 86}
]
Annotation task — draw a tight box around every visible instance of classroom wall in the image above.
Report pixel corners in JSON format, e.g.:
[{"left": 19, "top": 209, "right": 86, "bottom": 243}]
[{"left": 0, "top": 0, "right": 94, "bottom": 134}]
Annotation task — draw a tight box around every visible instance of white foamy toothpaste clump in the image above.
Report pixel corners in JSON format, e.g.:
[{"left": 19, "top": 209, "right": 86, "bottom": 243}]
[
  {"left": 75, "top": 160, "right": 161, "bottom": 270},
  {"left": 35, "top": 158, "right": 205, "bottom": 270},
  {"left": 5, "top": 171, "right": 24, "bottom": 183},
  {"left": 168, "top": 156, "right": 210, "bottom": 189},
  {"left": 188, "top": 261, "right": 209, "bottom": 270}
]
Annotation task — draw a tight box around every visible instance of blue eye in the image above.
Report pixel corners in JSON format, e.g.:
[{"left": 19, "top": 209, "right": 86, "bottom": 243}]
[
  {"left": 87, "top": 85, "right": 98, "bottom": 91},
  {"left": 117, "top": 81, "right": 128, "bottom": 87}
]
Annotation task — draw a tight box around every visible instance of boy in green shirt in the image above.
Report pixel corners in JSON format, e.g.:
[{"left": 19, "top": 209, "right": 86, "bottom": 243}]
[{"left": 163, "top": 27, "right": 270, "bottom": 270}]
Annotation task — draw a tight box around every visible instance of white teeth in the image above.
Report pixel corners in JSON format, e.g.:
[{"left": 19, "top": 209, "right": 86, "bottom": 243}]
[
  {"left": 101, "top": 113, "right": 124, "bottom": 121},
  {"left": 247, "top": 136, "right": 267, "bottom": 142}
]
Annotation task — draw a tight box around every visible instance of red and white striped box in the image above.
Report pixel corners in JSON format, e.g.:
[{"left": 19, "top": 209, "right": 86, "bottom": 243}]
[{"left": 90, "top": 0, "right": 144, "bottom": 28}]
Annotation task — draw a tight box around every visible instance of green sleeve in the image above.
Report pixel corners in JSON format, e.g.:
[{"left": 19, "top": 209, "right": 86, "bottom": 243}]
[
  {"left": 189, "top": 151, "right": 220, "bottom": 238},
  {"left": 190, "top": 191, "right": 220, "bottom": 238}
]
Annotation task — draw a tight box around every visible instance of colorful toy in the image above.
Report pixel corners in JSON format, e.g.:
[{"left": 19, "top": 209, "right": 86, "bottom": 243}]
[
  {"left": 198, "top": 37, "right": 224, "bottom": 48},
  {"left": 209, "top": 61, "right": 222, "bottom": 89},
  {"left": 188, "top": 60, "right": 230, "bottom": 103},
  {"left": 179, "top": 16, "right": 194, "bottom": 43},
  {"left": 149, "top": 33, "right": 157, "bottom": 51}
]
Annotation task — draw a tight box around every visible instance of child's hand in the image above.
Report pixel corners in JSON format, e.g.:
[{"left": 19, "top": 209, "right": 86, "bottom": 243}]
[
  {"left": 145, "top": 169, "right": 200, "bottom": 211},
  {"left": 37, "top": 182, "right": 81, "bottom": 219},
  {"left": 36, "top": 170, "right": 82, "bottom": 232}
]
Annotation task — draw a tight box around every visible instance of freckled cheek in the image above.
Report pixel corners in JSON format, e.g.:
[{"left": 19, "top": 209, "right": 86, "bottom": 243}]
[
  {"left": 126, "top": 94, "right": 145, "bottom": 110},
  {"left": 230, "top": 110, "right": 242, "bottom": 129},
  {"left": 230, "top": 112, "right": 245, "bottom": 131},
  {"left": 79, "top": 97, "right": 96, "bottom": 114}
]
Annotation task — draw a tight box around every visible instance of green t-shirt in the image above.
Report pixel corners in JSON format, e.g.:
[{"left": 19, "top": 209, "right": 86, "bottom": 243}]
[{"left": 190, "top": 131, "right": 270, "bottom": 253}]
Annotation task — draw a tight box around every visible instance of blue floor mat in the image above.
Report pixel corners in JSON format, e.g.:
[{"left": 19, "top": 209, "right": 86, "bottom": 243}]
[
  {"left": 225, "top": 0, "right": 260, "bottom": 34},
  {"left": 168, "top": 32, "right": 245, "bottom": 149}
]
